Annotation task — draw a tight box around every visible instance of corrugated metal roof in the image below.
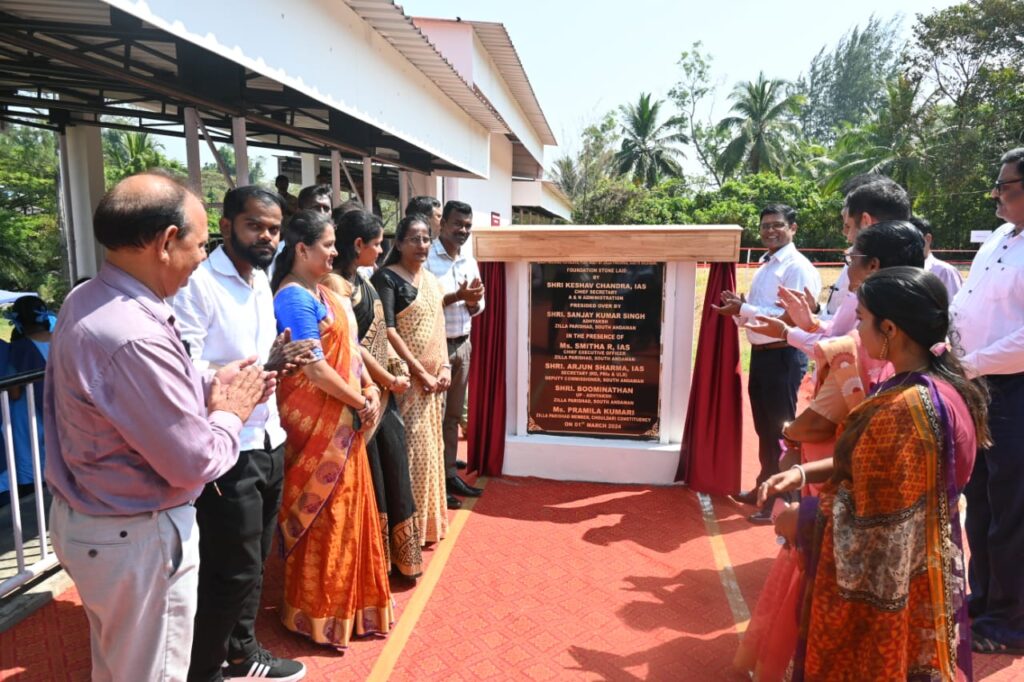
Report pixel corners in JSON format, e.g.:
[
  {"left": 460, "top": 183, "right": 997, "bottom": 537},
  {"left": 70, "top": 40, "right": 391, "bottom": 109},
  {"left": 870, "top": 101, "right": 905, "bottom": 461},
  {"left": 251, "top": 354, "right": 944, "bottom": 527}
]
[
  {"left": 343, "top": 0, "right": 508, "bottom": 136},
  {"left": 466, "top": 20, "right": 556, "bottom": 146}
]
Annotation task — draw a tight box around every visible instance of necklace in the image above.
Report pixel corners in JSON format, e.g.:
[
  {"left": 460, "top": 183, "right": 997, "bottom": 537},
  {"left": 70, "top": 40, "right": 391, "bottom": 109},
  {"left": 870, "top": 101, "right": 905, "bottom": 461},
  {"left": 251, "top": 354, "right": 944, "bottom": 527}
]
[
  {"left": 287, "top": 271, "right": 320, "bottom": 295},
  {"left": 393, "top": 263, "right": 421, "bottom": 286}
]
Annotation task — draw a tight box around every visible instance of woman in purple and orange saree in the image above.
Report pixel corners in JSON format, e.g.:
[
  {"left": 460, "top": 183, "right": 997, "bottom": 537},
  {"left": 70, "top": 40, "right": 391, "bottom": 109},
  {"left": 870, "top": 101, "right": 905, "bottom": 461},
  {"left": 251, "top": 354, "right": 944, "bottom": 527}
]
[
  {"left": 776, "top": 268, "right": 988, "bottom": 681},
  {"left": 271, "top": 210, "right": 393, "bottom": 649}
]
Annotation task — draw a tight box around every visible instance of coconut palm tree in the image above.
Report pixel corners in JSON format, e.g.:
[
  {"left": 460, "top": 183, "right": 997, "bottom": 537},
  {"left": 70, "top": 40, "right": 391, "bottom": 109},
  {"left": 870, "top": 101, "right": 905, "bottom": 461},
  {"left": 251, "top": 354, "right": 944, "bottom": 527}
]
[
  {"left": 716, "top": 73, "right": 803, "bottom": 177},
  {"left": 615, "top": 93, "right": 687, "bottom": 188},
  {"left": 822, "top": 76, "right": 933, "bottom": 194}
]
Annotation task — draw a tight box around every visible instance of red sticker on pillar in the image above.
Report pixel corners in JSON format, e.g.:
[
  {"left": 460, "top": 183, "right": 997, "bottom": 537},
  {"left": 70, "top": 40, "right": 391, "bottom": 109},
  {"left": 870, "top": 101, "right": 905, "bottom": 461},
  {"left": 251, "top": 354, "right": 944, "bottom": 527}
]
[{"left": 490, "top": 211, "right": 501, "bottom": 227}]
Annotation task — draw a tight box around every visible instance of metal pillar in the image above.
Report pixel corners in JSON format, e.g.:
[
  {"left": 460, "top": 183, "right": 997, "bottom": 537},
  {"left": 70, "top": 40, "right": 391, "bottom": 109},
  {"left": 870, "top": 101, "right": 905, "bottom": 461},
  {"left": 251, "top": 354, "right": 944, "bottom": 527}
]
[
  {"left": 232, "top": 116, "right": 249, "bottom": 186},
  {"left": 184, "top": 108, "right": 202, "bottom": 194},
  {"left": 330, "top": 150, "right": 342, "bottom": 206},
  {"left": 362, "top": 157, "right": 373, "bottom": 213},
  {"left": 398, "top": 170, "right": 409, "bottom": 213},
  {"left": 65, "top": 125, "right": 105, "bottom": 278}
]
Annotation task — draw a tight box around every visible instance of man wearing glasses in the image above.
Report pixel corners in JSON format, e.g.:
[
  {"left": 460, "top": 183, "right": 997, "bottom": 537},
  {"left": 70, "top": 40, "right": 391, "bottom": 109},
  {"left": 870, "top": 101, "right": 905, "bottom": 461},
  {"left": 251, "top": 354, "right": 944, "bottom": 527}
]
[
  {"left": 952, "top": 148, "right": 1024, "bottom": 656},
  {"left": 747, "top": 179, "right": 911, "bottom": 361},
  {"left": 714, "top": 204, "right": 820, "bottom": 523}
]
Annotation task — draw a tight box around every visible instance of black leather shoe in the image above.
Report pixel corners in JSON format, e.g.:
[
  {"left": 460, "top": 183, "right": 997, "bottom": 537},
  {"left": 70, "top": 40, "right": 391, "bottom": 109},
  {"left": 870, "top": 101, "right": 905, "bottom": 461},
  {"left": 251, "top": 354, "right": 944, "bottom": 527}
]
[
  {"left": 447, "top": 476, "right": 482, "bottom": 497},
  {"left": 748, "top": 508, "right": 773, "bottom": 525},
  {"left": 456, "top": 460, "right": 468, "bottom": 470},
  {"left": 733, "top": 489, "right": 759, "bottom": 506},
  {"left": 446, "top": 494, "right": 462, "bottom": 509}
]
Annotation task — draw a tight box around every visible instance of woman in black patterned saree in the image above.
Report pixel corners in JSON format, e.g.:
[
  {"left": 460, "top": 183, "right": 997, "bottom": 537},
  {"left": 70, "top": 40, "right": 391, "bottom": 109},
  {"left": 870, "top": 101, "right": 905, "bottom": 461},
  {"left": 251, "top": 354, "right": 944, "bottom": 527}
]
[{"left": 326, "top": 208, "right": 424, "bottom": 580}]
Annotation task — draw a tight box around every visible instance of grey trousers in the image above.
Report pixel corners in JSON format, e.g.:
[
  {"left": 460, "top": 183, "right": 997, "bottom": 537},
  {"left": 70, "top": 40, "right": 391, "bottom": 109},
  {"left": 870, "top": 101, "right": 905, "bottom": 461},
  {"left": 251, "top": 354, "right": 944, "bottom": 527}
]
[
  {"left": 49, "top": 495, "right": 199, "bottom": 682},
  {"left": 443, "top": 336, "right": 471, "bottom": 478}
]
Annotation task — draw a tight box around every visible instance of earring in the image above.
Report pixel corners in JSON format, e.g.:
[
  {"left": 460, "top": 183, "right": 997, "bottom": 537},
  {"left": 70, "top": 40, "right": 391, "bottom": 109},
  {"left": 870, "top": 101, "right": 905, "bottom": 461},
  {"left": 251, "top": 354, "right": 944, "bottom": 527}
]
[{"left": 880, "top": 336, "right": 889, "bottom": 361}]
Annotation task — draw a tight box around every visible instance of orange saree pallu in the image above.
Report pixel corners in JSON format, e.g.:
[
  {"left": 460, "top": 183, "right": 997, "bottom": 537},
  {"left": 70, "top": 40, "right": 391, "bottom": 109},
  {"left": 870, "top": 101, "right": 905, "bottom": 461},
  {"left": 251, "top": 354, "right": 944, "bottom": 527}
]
[
  {"left": 794, "top": 375, "right": 970, "bottom": 681},
  {"left": 394, "top": 271, "right": 448, "bottom": 545},
  {"left": 276, "top": 285, "right": 393, "bottom": 648}
]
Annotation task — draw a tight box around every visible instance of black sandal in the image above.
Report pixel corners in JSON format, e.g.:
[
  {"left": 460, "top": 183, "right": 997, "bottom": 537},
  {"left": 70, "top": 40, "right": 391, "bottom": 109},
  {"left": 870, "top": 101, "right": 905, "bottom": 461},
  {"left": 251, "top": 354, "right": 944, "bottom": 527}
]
[{"left": 972, "top": 633, "right": 1024, "bottom": 655}]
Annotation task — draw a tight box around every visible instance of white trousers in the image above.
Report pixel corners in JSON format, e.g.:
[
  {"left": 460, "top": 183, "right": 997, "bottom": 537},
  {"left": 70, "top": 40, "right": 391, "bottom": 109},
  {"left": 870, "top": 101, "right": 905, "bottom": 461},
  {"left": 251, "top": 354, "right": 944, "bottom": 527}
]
[{"left": 49, "top": 495, "right": 199, "bottom": 682}]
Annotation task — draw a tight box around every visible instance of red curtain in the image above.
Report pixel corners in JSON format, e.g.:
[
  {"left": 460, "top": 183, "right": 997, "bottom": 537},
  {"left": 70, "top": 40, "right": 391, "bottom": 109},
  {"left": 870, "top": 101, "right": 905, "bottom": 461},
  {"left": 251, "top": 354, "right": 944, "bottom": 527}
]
[
  {"left": 467, "top": 262, "right": 507, "bottom": 477},
  {"left": 676, "top": 262, "right": 743, "bottom": 495}
]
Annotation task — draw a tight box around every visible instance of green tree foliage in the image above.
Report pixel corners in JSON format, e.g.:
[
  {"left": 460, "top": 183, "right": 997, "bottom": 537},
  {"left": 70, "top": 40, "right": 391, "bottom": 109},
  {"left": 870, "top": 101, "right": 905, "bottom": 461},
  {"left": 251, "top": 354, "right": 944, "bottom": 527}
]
[
  {"left": 102, "top": 129, "right": 185, "bottom": 187},
  {"left": 615, "top": 93, "right": 687, "bottom": 188},
  {"left": 716, "top": 73, "right": 804, "bottom": 177},
  {"left": 0, "top": 126, "right": 64, "bottom": 298},
  {"left": 796, "top": 16, "right": 902, "bottom": 143},
  {"left": 563, "top": 0, "right": 1020, "bottom": 251},
  {"left": 668, "top": 43, "right": 729, "bottom": 189}
]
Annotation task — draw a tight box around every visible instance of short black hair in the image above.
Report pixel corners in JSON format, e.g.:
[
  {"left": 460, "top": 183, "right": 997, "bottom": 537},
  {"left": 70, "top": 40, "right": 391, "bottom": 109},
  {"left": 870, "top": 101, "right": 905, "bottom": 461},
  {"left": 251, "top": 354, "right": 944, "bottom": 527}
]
[
  {"left": 759, "top": 203, "right": 796, "bottom": 224},
  {"left": 222, "top": 186, "right": 284, "bottom": 222},
  {"left": 297, "top": 184, "right": 331, "bottom": 210},
  {"left": 406, "top": 195, "right": 440, "bottom": 218},
  {"left": 854, "top": 220, "right": 925, "bottom": 269},
  {"left": 442, "top": 199, "right": 472, "bottom": 222},
  {"left": 909, "top": 216, "right": 933, "bottom": 237},
  {"left": 840, "top": 173, "right": 888, "bottom": 196},
  {"left": 93, "top": 170, "right": 198, "bottom": 249},
  {"left": 843, "top": 179, "right": 911, "bottom": 222},
  {"left": 1001, "top": 148, "right": 1024, "bottom": 177},
  {"left": 275, "top": 174, "right": 289, "bottom": 184},
  {"left": 332, "top": 199, "right": 364, "bottom": 224}
]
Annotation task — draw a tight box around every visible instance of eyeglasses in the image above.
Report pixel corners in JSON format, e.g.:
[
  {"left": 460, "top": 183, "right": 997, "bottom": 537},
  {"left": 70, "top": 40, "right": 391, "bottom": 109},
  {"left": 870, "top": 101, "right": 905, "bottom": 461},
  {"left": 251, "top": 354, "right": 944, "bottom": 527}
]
[
  {"left": 759, "top": 221, "right": 790, "bottom": 231},
  {"left": 843, "top": 253, "right": 872, "bottom": 266},
  {"left": 993, "top": 177, "right": 1024, "bottom": 194}
]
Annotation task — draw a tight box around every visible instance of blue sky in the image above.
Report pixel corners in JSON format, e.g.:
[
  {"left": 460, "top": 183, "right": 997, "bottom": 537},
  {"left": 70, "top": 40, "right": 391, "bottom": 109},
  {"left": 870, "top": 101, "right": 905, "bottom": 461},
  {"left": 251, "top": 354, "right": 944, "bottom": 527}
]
[{"left": 402, "top": 0, "right": 959, "bottom": 160}]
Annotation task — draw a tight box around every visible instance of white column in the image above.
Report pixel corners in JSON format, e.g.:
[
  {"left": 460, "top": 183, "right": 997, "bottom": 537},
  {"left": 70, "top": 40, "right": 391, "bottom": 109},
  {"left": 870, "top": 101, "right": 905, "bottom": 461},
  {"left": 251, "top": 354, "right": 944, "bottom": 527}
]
[
  {"left": 232, "top": 117, "right": 249, "bottom": 186},
  {"left": 300, "top": 153, "right": 318, "bottom": 187},
  {"left": 362, "top": 157, "right": 373, "bottom": 212},
  {"left": 443, "top": 176, "right": 459, "bottom": 202},
  {"left": 330, "top": 150, "right": 342, "bottom": 206},
  {"left": 183, "top": 108, "right": 202, "bottom": 194},
  {"left": 65, "top": 125, "right": 105, "bottom": 278}
]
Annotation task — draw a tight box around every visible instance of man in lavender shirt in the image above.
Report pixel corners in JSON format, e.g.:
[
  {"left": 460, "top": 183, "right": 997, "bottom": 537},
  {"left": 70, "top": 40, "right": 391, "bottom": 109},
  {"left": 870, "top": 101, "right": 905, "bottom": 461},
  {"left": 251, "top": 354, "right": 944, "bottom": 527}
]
[{"left": 44, "top": 171, "right": 273, "bottom": 682}]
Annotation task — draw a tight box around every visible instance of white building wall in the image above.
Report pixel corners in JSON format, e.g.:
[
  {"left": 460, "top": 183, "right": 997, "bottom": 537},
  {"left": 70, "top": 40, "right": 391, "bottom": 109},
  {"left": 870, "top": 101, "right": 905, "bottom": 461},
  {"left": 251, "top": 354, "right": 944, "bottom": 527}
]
[
  {"left": 455, "top": 133, "right": 513, "bottom": 227},
  {"left": 103, "top": 0, "right": 492, "bottom": 177}
]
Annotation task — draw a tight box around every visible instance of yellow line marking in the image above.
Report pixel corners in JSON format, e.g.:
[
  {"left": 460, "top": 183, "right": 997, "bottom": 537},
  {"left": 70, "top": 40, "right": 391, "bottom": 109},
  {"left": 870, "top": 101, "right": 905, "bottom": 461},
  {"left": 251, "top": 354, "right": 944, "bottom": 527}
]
[
  {"left": 697, "top": 493, "right": 751, "bottom": 634},
  {"left": 367, "top": 475, "right": 489, "bottom": 681}
]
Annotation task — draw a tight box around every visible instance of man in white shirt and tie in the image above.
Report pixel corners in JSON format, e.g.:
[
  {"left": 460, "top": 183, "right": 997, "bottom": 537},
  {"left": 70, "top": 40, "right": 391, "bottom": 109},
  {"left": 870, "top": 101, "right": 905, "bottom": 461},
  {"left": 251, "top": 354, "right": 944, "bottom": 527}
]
[
  {"left": 425, "top": 200, "right": 485, "bottom": 506},
  {"left": 715, "top": 204, "right": 821, "bottom": 523},
  {"left": 174, "top": 187, "right": 313, "bottom": 682},
  {"left": 952, "top": 148, "right": 1024, "bottom": 654}
]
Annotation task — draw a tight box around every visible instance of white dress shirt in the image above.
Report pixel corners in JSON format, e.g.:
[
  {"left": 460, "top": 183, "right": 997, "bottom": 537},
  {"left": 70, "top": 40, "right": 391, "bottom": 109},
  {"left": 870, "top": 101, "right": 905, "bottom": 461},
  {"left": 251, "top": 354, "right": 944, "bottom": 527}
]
[
  {"left": 736, "top": 242, "right": 822, "bottom": 346},
  {"left": 425, "top": 238, "right": 485, "bottom": 339},
  {"left": 925, "top": 253, "right": 963, "bottom": 300},
  {"left": 822, "top": 265, "right": 850, "bottom": 319},
  {"left": 950, "top": 222, "right": 1024, "bottom": 378},
  {"left": 172, "top": 247, "right": 287, "bottom": 450}
]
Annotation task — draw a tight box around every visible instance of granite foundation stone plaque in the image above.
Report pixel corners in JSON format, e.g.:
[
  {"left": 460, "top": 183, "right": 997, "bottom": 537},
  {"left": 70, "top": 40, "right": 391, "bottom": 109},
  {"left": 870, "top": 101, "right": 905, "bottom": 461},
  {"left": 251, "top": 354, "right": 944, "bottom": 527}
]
[{"left": 528, "top": 263, "right": 664, "bottom": 440}]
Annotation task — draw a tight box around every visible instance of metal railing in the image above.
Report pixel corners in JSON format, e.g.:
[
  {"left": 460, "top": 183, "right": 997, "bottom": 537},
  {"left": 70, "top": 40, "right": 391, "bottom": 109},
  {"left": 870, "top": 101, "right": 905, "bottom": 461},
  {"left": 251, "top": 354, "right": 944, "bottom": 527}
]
[{"left": 0, "top": 369, "right": 56, "bottom": 598}]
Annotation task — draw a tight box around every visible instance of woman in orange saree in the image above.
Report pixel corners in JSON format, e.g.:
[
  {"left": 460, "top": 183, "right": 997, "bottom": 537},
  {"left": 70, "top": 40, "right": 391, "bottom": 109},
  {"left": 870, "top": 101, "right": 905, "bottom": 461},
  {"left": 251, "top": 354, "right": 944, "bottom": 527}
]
[
  {"left": 271, "top": 210, "right": 393, "bottom": 648},
  {"left": 775, "top": 268, "right": 988, "bottom": 681}
]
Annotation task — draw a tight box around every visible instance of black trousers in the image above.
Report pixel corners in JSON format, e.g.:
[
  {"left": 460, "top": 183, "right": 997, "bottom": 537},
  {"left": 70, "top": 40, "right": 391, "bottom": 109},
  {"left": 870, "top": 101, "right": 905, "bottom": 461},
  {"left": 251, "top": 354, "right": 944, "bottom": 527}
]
[
  {"left": 965, "top": 372, "right": 1024, "bottom": 646},
  {"left": 747, "top": 346, "right": 807, "bottom": 488},
  {"left": 188, "top": 437, "right": 284, "bottom": 682}
]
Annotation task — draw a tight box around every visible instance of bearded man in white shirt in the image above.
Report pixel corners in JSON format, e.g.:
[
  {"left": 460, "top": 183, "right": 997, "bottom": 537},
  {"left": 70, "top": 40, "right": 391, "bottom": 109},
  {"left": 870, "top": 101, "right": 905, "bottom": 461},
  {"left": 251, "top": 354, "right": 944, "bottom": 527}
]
[
  {"left": 714, "top": 204, "right": 821, "bottom": 523},
  {"left": 174, "top": 186, "right": 314, "bottom": 682},
  {"left": 953, "top": 148, "right": 1024, "bottom": 655}
]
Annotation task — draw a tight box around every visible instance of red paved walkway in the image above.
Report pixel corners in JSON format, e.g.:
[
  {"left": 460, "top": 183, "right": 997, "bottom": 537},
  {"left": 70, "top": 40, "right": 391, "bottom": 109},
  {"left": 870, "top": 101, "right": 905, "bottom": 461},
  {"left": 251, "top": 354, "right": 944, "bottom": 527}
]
[{"left": 2, "top": 379, "right": 1023, "bottom": 680}]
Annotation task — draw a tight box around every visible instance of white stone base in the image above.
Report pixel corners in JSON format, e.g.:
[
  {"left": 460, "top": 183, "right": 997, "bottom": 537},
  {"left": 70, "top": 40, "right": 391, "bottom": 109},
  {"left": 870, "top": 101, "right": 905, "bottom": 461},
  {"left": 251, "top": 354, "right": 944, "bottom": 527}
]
[{"left": 502, "top": 434, "right": 681, "bottom": 485}]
